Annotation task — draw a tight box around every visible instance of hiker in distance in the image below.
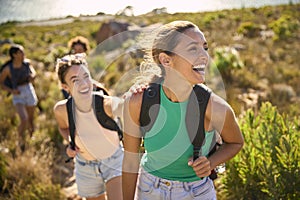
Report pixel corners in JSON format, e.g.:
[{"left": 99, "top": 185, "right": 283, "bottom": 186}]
[
  {"left": 0, "top": 44, "right": 38, "bottom": 152},
  {"left": 122, "top": 20, "right": 244, "bottom": 200},
  {"left": 61, "top": 35, "right": 109, "bottom": 99},
  {"left": 53, "top": 53, "right": 123, "bottom": 200}
]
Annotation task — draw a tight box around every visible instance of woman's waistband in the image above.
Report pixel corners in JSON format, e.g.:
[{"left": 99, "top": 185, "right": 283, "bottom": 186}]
[
  {"left": 17, "top": 81, "right": 30, "bottom": 87},
  {"left": 76, "top": 145, "right": 123, "bottom": 165},
  {"left": 140, "top": 167, "right": 208, "bottom": 190}
]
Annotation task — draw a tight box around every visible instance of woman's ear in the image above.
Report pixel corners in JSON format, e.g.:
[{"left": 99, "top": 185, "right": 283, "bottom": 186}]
[
  {"left": 61, "top": 83, "right": 70, "bottom": 94},
  {"left": 158, "top": 52, "right": 171, "bottom": 67}
]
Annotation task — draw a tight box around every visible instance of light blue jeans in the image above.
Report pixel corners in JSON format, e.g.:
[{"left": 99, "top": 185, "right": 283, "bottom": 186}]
[
  {"left": 13, "top": 83, "right": 38, "bottom": 106},
  {"left": 75, "top": 146, "right": 123, "bottom": 198},
  {"left": 135, "top": 168, "right": 216, "bottom": 200}
]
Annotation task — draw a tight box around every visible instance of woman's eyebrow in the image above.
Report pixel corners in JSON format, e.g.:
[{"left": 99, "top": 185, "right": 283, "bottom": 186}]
[
  {"left": 186, "top": 41, "right": 208, "bottom": 48},
  {"left": 69, "top": 75, "right": 78, "bottom": 81},
  {"left": 187, "top": 41, "right": 197, "bottom": 45}
]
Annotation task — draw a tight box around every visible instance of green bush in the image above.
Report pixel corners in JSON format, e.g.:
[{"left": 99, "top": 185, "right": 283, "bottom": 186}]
[
  {"left": 237, "top": 21, "right": 261, "bottom": 37},
  {"left": 10, "top": 183, "right": 63, "bottom": 200},
  {"left": 0, "top": 152, "right": 7, "bottom": 191},
  {"left": 211, "top": 46, "right": 244, "bottom": 84},
  {"left": 269, "top": 15, "right": 299, "bottom": 40},
  {"left": 1, "top": 143, "right": 65, "bottom": 200},
  {"left": 223, "top": 102, "right": 300, "bottom": 199}
]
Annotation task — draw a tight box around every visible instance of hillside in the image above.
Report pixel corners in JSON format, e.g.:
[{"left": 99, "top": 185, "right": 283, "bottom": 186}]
[{"left": 0, "top": 3, "right": 299, "bottom": 199}]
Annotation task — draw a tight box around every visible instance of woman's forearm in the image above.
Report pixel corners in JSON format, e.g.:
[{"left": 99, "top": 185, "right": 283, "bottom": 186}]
[
  {"left": 208, "top": 142, "right": 243, "bottom": 169},
  {"left": 122, "top": 151, "right": 141, "bottom": 200}
]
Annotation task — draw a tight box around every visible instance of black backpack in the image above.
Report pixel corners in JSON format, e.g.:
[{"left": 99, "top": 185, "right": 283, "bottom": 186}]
[
  {"left": 140, "top": 82, "right": 219, "bottom": 180},
  {"left": 65, "top": 93, "right": 123, "bottom": 162},
  {"left": 0, "top": 61, "right": 30, "bottom": 93}
]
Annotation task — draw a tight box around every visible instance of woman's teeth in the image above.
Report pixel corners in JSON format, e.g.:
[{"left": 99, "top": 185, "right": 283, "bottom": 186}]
[
  {"left": 193, "top": 64, "right": 205, "bottom": 72},
  {"left": 80, "top": 88, "right": 89, "bottom": 93}
]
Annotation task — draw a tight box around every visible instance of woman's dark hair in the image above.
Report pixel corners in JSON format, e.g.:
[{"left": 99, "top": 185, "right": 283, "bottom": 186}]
[
  {"left": 9, "top": 44, "right": 24, "bottom": 60},
  {"left": 56, "top": 53, "right": 88, "bottom": 84},
  {"left": 68, "top": 36, "right": 90, "bottom": 54}
]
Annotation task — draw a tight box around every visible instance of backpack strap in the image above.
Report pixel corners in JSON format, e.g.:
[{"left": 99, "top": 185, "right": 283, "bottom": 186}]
[
  {"left": 8, "top": 62, "right": 17, "bottom": 89},
  {"left": 23, "top": 61, "right": 31, "bottom": 77},
  {"left": 95, "top": 86, "right": 109, "bottom": 96},
  {"left": 93, "top": 95, "right": 123, "bottom": 140},
  {"left": 186, "top": 84, "right": 211, "bottom": 161},
  {"left": 66, "top": 97, "right": 76, "bottom": 151},
  {"left": 65, "top": 94, "right": 123, "bottom": 162},
  {"left": 139, "top": 82, "right": 161, "bottom": 136},
  {"left": 139, "top": 83, "right": 218, "bottom": 179}
]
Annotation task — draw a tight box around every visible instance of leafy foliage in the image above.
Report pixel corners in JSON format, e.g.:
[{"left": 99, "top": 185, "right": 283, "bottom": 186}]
[
  {"left": 211, "top": 46, "right": 244, "bottom": 84},
  {"left": 0, "top": 3, "right": 299, "bottom": 199},
  {"left": 237, "top": 21, "right": 261, "bottom": 37},
  {"left": 269, "top": 14, "right": 299, "bottom": 40},
  {"left": 0, "top": 152, "right": 7, "bottom": 192},
  {"left": 223, "top": 102, "right": 300, "bottom": 200}
]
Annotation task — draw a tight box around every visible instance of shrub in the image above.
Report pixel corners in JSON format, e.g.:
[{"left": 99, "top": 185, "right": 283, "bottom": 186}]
[
  {"left": 2, "top": 141, "right": 65, "bottom": 200},
  {"left": 211, "top": 46, "right": 244, "bottom": 84},
  {"left": 237, "top": 21, "right": 261, "bottom": 37},
  {"left": 223, "top": 102, "right": 300, "bottom": 199},
  {"left": 0, "top": 152, "right": 7, "bottom": 192},
  {"left": 269, "top": 15, "right": 299, "bottom": 40}
]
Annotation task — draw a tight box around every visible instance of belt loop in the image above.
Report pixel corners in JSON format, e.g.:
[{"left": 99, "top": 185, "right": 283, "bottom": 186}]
[
  {"left": 154, "top": 177, "right": 160, "bottom": 189},
  {"left": 183, "top": 182, "right": 190, "bottom": 192}
]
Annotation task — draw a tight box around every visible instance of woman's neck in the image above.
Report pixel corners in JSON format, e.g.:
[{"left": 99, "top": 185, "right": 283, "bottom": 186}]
[
  {"left": 12, "top": 59, "right": 23, "bottom": 67},
  {"left": 75, "top": 99, "right": 92, "bottom": 113},
  {"left": 163, "top": 76, "right": 193, "bottom": 102}
]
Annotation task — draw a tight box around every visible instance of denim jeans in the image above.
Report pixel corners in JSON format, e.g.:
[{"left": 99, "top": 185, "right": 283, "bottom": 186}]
[
  {"left": 13, "top": 83, "right": 38, "bottom": 106},
  {"left": 75, "top": 146, "right": 123, "bottom": 198},
  {"left": 135, "top": 168, "right": 216, "bottom": 200}
]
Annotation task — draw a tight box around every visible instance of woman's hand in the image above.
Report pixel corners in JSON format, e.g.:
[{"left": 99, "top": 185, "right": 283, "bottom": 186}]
[
  {"left": 11, "top": 89, "right": 20, "bottom": 95},
  {"left": 123, "top": 83, "right": 148, "bottom": 99},
  {"left": 28, "top": 74, "right": 35, "bottom": 82},
  {"left": 66, "top": 145, "right": 80, "bottom": 158},
  {"left": 188, "top": 156, "right": 212, "bottom": 178}
]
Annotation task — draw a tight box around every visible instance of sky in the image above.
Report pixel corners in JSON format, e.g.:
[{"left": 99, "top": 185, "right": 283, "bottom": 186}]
[
  {"left": 0, "top": 0, "right": 298, "bottom": 24},
  {"left": 45, "top": 0, "right": 299, "bottom": 16}
]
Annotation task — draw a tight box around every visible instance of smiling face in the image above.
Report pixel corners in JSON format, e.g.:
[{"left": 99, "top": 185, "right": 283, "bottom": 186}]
[
  {"left": 164, "top": 27, "right": 209, "bottom": 85},
  {"left": 62, "top": 64, "right": 93, "bottom": 102},
  {"left": 72, "top": 43, "right": 86, "bottom": 54},
  {"left": 9, "top": 45, "right": 25, "bottom": 62}
]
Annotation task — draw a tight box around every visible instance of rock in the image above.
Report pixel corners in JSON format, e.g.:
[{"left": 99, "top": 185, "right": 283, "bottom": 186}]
[{"left": 96, "top": 20, "right": 132, "bottom": 45}]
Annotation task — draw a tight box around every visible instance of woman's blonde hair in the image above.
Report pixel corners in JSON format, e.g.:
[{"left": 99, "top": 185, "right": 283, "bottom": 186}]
[{"left": 136, "top": 21, "right": 198, "bottom": 85}]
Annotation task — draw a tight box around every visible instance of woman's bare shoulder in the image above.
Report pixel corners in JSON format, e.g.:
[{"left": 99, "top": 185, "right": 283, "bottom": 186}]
[
  {"left": 53, "top": 99, "right": 68, "bottom": 113},
  {"left": 128, "top": 91, "right": 143, "bottom": 110}
]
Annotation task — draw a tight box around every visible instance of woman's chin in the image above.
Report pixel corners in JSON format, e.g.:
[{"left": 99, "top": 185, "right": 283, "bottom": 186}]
[
  {"left": 74, "top": 92, "right": 92, "bottom": 100},
  {"left": 192, "top": 75, "right": 205, "bottom": 85}
]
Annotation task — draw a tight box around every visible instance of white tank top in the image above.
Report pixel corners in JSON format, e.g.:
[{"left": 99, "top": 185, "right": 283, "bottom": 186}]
[{"left": 74, "top": 108, "right": 120, "bottom": 161}]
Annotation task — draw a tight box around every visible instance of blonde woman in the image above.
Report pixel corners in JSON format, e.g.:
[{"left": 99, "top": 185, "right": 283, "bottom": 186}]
[{"left": 122, "top": 21, "right": 244, "bottom": 200}]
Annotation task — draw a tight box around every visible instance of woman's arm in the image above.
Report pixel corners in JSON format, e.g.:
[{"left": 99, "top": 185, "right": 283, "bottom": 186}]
[
  {"left": 28, "top": 63, "right": 37, "bottom": 82},
  {"left": 53, "top": 100, "right": 69, "bottom": 141},
  {"left": 122, "top": 93, "right": 143, "bottom": 200},
  {"left": 207, "top": 93, "right": 244, "bottom": 169},
  {"left": 189, "top": 93, "right": 244, "bottom": 178},
  {"left": 53, "top": 100, "right": 79, "bottom": 158},
  {"left": 103, "top": 96, "right": 124, "bottom": 119},
  {"left": 0, "top": 65, "right": 14, "bottom": 93}
]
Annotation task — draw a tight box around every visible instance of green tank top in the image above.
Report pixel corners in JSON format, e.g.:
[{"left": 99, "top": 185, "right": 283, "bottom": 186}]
[{"left": 141, "top": 87, "right": 216, "bottom": 182}]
